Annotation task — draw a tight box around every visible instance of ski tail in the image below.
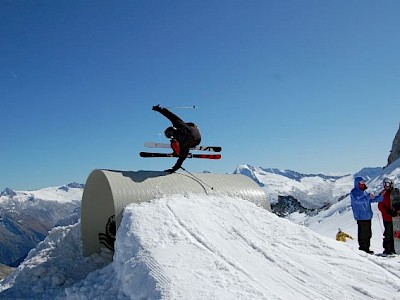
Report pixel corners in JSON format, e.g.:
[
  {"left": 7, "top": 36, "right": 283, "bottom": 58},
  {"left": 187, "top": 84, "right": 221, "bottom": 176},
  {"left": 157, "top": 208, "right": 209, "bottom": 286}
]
[
  {"left": 140, "top": 152, "right": 176, "bottom": 158},
  {"left": 189, "top": 153, "right": 221, "bottom": 159},
  {"left": 195, "top": 146, "right": 222, "bottom": 152}
]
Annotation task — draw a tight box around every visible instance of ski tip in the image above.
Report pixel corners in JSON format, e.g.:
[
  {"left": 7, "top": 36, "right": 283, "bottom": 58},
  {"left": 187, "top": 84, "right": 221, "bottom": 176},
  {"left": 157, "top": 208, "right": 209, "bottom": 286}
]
[{"left": 191, "top": 154, "right": 221, "bottom": 159}]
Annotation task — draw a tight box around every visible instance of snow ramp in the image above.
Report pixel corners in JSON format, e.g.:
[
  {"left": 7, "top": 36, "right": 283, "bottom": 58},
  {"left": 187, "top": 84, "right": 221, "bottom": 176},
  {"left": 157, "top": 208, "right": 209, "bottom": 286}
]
[{"left": 81, "top": 169, "right": 269, "bottom": 256}]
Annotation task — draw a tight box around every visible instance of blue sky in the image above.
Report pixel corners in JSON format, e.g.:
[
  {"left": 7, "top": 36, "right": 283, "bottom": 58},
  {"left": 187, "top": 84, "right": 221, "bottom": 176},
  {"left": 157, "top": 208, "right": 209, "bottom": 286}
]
[{"left": 1, "top": 1, "right": 400, "bottom": 190}]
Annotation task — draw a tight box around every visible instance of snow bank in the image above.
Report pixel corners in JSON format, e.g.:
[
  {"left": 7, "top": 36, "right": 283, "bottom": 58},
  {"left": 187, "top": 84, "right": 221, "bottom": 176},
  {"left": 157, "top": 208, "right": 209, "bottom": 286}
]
[
  {"left": 0, "top": 224, "right": 112, "bottom": 299},
  {"left": 1, "top": 195, "right": 400, "bottom": 299}
]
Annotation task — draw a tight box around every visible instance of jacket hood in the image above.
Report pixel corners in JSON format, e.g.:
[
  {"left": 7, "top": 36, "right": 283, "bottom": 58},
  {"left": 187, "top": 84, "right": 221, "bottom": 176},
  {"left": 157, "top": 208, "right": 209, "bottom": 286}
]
[{"left": 354, "top": 176, "right": 365, "bottom": 189}]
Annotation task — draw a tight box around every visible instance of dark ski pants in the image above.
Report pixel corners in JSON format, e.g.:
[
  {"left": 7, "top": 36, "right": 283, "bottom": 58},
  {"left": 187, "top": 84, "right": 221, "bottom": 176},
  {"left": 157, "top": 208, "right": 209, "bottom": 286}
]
[
  {"left": 357, "top": 220, "right": 372, "bottom": 252},
  {"left": 382, "top": 221, "right": 395, "bottom": 254}
]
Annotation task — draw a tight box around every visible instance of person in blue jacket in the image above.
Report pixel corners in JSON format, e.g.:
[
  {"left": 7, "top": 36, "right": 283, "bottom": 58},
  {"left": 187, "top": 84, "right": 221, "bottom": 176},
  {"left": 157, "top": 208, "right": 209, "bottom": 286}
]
[{"left": 350, "top": 176, "right": 384, "bottom": 254}]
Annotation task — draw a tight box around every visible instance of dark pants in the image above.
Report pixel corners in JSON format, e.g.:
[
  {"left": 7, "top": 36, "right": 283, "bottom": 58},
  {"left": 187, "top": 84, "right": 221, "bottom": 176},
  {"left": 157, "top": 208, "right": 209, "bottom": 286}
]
[
  {"left": 383, "top": 221, "right": 395, "bottom": 254},
  {"left": 357, "top": 220, "right": 372, "bottom": 252}
]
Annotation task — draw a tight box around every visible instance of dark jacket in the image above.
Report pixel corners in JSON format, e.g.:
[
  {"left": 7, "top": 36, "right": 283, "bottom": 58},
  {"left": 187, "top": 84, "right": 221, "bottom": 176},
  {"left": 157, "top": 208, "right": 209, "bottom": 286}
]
[
  {"left": 155, "top": 107, "right": 201, "bottom": 171},
  {"left": 350, "top": 176, "right": 383, "bottom": 220}
]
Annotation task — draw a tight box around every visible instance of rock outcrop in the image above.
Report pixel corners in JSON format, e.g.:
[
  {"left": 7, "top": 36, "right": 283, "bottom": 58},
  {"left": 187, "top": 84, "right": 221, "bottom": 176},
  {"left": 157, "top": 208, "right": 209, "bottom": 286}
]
[{"left": 387, "top": 123, "right": 400, "bottom": 166}]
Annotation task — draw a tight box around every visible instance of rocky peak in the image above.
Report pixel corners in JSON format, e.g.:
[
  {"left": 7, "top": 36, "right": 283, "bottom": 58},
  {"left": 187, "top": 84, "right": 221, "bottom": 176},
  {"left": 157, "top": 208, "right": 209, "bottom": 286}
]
[
  {"left": 58, "top": 182, "right": 84, "bottom": 192},
  {"left": 387, "top": 123, "right": 400, "bottom": 166},
  {"left": 1, "top": 188, "right": 16, "bottom": 197},
  {"left": 271, "top": 195, "right": 308, "bottom": 217}
]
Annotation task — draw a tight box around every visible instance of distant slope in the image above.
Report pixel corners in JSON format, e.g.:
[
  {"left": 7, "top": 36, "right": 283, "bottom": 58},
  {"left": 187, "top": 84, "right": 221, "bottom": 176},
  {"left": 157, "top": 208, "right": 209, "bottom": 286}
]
[
  {"left": 0, "top": 184, "right": 82, "bottom": 266},
  {"left": 234, "top": 164, "right": 354, "bottom": 209}
]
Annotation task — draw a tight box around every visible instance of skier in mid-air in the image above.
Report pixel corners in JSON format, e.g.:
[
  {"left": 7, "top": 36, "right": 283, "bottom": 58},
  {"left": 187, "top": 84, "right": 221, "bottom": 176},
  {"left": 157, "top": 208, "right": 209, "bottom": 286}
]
[{"left": 152, "top": 105, "right": 201, "bottom": 173}]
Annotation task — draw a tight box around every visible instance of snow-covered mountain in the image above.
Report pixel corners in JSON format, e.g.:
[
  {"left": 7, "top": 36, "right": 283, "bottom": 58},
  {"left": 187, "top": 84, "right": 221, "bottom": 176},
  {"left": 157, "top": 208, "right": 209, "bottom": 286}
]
[{"left": 0, "top": 183, "right": 82, "bottom": 266}]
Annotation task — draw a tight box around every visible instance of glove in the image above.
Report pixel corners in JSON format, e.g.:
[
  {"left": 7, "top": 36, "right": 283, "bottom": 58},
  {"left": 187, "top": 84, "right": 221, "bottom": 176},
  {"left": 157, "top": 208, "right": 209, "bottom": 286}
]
[{"left": 152, "top": 104, "right": 161, "bottom": 111}]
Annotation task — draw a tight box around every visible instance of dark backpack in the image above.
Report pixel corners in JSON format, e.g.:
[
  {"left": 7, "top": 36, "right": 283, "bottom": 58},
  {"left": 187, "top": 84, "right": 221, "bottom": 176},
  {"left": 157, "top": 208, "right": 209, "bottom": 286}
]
[{"left": 391, "top": 188, "right": 400, "bottom": 211}]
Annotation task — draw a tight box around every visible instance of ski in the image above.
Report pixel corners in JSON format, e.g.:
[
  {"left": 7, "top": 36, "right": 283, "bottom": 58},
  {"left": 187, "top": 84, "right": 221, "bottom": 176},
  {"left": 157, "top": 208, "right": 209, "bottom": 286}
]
[
  {"left": 375, "top": 253, "right": 397, "bottom": 258},
  {"left": 392, "top": 187, "right": 400, "bottom": 255},
  {"left": 140, "top": 152, "right": 221, "bottom": 159},
  {"left": 144, "top": 142, "right": 222, "bottom": 153}
]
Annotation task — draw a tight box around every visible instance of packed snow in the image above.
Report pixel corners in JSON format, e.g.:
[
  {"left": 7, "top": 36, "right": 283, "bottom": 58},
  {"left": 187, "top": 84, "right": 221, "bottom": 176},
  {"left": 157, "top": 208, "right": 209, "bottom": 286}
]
[{"left": 2, "top": 193, "right": 400, "bottom": 299}]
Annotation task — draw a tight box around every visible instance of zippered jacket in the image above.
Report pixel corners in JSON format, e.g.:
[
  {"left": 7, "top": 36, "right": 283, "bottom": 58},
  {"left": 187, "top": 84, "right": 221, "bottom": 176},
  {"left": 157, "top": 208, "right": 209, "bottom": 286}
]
[
  {"left": 351, "top": 176, "right": 383, "bottom": 220},
  {"left": 378, "top": 191, "right": 393, "bottom": 222}
]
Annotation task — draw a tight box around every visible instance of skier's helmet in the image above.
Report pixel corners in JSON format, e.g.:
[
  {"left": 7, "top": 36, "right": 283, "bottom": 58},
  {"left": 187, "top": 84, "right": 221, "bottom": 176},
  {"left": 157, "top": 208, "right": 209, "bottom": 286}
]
[
  {"left": 383, "top": 177, "right": 394, "bottom": 188},
  {"left": 164, "top": 126, "right": 175, "bottom": 139}
]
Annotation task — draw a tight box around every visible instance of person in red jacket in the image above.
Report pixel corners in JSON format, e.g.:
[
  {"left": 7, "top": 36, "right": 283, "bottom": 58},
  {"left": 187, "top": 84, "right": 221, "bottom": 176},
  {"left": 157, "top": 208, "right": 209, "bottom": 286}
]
[{"left": 378, "top": 178, "right": 396, "bottom": 255}]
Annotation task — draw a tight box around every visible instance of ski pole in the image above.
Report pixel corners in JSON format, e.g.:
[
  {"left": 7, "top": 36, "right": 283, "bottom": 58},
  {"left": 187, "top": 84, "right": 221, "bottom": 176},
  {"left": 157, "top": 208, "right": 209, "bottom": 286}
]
[
  {"left": 165, "top": 105, "right": 198, "bottom": 109},
  {"left": 180, "top": 167, "right": 214, "bottom": 190},
  {"left": 377, "top": 210, "right": 384, "bottom": 234}
]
